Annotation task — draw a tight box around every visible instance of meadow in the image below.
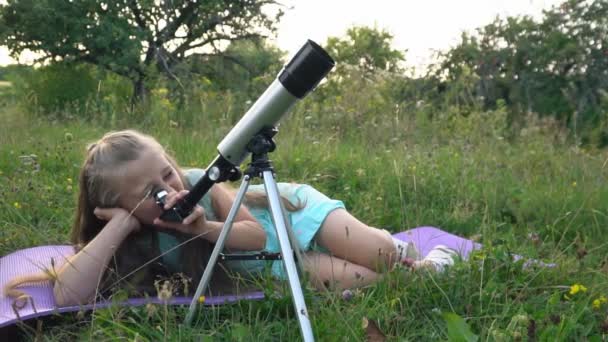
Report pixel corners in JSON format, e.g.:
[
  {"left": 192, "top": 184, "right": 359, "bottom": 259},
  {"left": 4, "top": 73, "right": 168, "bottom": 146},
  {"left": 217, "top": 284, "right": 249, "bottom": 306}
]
[{"left": 1, "top": 80, "right": 608, "bottom": 341}]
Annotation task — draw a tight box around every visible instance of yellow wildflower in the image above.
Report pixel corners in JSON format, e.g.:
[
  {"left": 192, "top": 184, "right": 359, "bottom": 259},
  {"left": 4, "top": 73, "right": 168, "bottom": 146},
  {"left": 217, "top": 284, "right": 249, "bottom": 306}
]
[
  {"left": 572, "top": 181, "right": 577, "bottom": 187},
  {"left": 471, "top": 250, "right": 486, "bottom": 261},
  {"left": 592, "top": 295, "right": 607, "bottom": 310},
  {"left": 593, "top": 299, "right": 601, "bottom": 309},
  {"left": 160, "top": 98, "right": 172, "bottom": 108},
  {"left": 13, "top": 202, "right": 21, "bottom": 209},
  {"left": 569, "top": 284, "right": 587, "bottom": 296},
  {"left": 198, "top": 295, "right": 206, "bottom": 304},
  {"left": 153, "top": 87, "right": 168, "bottom": 96}
]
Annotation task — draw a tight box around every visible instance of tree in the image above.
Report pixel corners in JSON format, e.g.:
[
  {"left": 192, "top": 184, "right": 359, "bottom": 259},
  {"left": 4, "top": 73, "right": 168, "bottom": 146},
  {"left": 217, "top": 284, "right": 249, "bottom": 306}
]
[
  {"left": 0, "top": 0, "right": 283, "bottom": 103},
  {"left": 186, "top": 38, "right": 284, "bottom": 96},
  {"left": 436, "top": 0, "right": 608, "bottom": 138},
  {"left": 325, "top": 26, "right": 405, "bottom": 77}
]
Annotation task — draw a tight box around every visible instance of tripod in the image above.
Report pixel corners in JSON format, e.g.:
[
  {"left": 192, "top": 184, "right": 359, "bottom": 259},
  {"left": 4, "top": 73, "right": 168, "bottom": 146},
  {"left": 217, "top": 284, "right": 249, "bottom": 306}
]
[{"left": 184, "top": 127, "right": 315, "bottom": 342}]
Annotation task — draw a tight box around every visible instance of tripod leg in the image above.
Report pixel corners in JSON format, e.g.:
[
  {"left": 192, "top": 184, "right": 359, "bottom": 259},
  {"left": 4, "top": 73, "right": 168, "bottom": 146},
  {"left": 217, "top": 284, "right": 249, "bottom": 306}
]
[
  {"left": 280, "top": 198, "right": 306, "bottom": 272},
  {"left": 184, "top": 175, "right": 252, "bottom": 326},
  {"left": 262, "top": 170, "right": 315, "bottom": 342}
]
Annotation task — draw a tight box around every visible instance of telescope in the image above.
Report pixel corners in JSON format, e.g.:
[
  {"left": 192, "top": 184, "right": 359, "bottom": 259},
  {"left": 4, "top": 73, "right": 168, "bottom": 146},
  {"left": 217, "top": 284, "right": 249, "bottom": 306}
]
[
  {"left": 155, "top": 40, "right": 335, "bottom": 222},
  {"left": 160, "top": 39, "right": 335, "bottom": 342}
]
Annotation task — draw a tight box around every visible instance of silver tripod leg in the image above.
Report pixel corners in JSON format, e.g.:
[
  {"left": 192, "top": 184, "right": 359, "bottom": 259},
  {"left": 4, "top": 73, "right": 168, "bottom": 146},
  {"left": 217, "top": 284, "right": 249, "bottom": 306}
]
[
  {"left": 184, "top": 175, "right": 252, "bottom": 326},
  {"left": 279, "top": 187, "right": 305, "bottom": 272},
  {"left": 262, "top": 170, "right": 314, "bottom": 342},
  {"left": 183, "top": 173, "right": 315, "bottom": 342}
]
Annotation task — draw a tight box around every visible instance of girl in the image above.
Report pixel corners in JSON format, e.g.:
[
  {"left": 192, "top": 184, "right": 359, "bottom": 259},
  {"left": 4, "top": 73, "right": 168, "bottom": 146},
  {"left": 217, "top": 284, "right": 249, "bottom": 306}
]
[{"left": 5, "top": 130, "right": 455, "bottom": 307}]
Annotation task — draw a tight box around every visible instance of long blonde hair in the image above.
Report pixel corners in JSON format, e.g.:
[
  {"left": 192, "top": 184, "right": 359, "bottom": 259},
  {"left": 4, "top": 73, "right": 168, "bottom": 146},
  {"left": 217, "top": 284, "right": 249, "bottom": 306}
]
[
  {"left": 5, "top": 130, "right": 231, "bottom": 300},
  {"left": 5, "top": 129, "right": 304, "bottom": 300}
]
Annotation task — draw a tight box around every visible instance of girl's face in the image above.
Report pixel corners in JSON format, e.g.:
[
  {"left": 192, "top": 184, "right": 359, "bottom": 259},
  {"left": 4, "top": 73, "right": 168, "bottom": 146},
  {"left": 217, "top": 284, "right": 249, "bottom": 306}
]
[{"left": 116, "top": 147, "right": 185, "bottom": 225}]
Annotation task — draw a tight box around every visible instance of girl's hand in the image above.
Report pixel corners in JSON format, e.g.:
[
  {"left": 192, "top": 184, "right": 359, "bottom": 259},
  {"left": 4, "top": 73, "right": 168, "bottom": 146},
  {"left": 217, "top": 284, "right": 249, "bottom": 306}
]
[
  {"left": 153, "top": 189, "right": 208, "bottom": 236},
  {"left": 93, "top": 207, "right": 141, "bottom": 232}
]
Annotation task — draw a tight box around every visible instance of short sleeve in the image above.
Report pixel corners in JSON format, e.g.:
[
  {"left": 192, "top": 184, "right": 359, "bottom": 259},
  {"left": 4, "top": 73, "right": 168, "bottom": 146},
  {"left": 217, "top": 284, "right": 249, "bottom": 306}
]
[{"left": 183, "top": 168, "right": 218, "bottom": 222}]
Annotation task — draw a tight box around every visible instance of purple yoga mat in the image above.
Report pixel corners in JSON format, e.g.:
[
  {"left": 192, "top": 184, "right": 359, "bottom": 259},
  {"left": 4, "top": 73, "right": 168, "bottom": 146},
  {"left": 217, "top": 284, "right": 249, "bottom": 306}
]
[
  {"left": 1, "top": 227, "right": 548, "bottom": 328},
  {"left": 393, "top": 226, "right": 481, "bottom": 259},
  {"left": 0, "top": 245, "right": 265, "bottom": 329},
  {"left": 393, "top": 226, "right": 555, "bottom": 268}
]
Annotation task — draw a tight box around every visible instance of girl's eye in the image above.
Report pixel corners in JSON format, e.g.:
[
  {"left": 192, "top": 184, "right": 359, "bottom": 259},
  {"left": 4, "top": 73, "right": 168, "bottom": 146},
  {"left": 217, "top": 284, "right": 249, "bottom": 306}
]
[
  {"left": 163, "top": 171, "right": 173, "bottom": 180},
  {"left": 148, "top": 186, "right": 161, "bottom": 198}
]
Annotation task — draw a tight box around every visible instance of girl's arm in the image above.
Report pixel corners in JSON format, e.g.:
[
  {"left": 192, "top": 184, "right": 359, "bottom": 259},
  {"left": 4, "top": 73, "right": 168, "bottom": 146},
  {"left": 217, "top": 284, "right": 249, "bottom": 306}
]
[
  {"left": 155, "top": 186, "right": 266, "bottom": 251},
  {"left": 204, "top": 183, "right": 266, "bottom": 250},
  {"left": 53, "top": 209, "right": 138, "bottom": 307}
]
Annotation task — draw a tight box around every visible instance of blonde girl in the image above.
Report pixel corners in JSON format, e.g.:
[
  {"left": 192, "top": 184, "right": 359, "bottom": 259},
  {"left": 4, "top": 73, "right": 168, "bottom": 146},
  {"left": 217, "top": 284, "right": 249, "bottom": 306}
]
[{"left": 5, "top": 130, "right": 452, "bottom": 306}]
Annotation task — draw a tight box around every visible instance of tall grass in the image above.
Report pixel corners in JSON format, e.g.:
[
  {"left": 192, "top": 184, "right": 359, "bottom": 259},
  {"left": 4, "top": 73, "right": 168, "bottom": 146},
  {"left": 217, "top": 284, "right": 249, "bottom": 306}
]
[{"left": 1, "top": 79, "right": 608, "bottom": 340}]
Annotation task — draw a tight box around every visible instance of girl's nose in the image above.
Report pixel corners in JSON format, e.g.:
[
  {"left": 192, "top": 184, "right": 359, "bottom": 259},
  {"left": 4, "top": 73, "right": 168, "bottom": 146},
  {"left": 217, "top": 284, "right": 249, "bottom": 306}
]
[
  {"left": 167, "top": 178, "right": 182, "bottom": 192},
  {"left": 166, "top": 183, "right": 179, "bottom": 194}
]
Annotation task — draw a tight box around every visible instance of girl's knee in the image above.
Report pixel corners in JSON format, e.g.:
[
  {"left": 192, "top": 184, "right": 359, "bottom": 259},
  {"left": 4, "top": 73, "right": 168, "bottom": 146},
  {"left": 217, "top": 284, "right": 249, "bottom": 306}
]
[
  {"left": 343, "top": 231, "right": 394, "bottom": 273},
  {"left": 371, "top": 229, "right": 399, "bottom": 272}
]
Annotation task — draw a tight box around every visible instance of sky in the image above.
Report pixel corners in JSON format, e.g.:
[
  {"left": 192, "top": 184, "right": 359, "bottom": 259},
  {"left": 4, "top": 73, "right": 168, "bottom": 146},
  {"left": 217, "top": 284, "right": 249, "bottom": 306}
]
[
  {"left": 271, "top": 0, "right": 563, "bottom": 72},
  {"left": 0, "top": 0, "right": 564, "bottom": 71}
]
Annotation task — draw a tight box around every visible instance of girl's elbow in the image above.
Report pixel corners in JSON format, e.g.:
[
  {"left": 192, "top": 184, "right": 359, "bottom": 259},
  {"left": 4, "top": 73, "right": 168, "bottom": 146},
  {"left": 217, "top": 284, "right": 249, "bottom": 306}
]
[
  {"left": 247, "top": 221, "right": 266, "bottom": 250},
  {"left": 53, "top": 282, "right": 87, "bottom": 307},
  {"left": 256, "top": 232, "right": 267, "bottom": 250},
  {"left": 53, "top": 283, "right": 69, "bottom": 307}
]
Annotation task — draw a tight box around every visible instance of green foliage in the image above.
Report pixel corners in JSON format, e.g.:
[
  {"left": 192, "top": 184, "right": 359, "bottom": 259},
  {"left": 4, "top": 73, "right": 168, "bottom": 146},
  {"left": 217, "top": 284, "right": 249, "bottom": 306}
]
[
  {"left": 24, "top": 63, "right": 97, "bottom": 114},
  {"left": 151, "top": 38, "right": 286, "bottom": 125},
  {"left": 3, "top": 9, "right": 608, "bottom": 339},
  {"left": 0, "top": 0, "right": 144, "bottom": 76},
  {"left": 0, "top": 0, "right": 283, "bottom": 101},
  {"left": 7, "top": 62, "right": 136, "bottom": 120},
  {"left": 0, "top": 64, "right": 31, "bottom": 80},
  {"left": 325, "top": 26, "right": 405, "bottom": 77},
  {"left": 435, "top": 0, "right": 608, "bottom": 144},
  {"left": 185, "top": 39, "right": 285, "bottom": 96},
  {"left": 443, "top": 313, "right": 479, "bottom": 342},
  {"left": 3, "top": 100, "right": 608, "bottom": 339}
]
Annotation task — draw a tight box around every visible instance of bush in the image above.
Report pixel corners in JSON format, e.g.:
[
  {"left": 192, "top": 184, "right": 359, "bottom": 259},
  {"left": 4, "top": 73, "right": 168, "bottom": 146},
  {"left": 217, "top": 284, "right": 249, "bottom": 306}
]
[{"left": 24, "top": 63, "right": 97, "bottom": 115}]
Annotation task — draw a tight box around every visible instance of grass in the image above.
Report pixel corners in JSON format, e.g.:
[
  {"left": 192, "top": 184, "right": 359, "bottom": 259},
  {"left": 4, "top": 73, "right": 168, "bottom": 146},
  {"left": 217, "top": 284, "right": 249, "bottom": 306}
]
[{"left": 1, "top": 93, "right": 608, "bottom": 341}]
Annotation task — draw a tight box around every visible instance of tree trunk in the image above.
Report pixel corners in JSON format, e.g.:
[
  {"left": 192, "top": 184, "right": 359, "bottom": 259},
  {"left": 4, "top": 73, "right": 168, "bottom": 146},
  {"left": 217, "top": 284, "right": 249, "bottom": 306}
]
[{"left": 131, "top": 76, "right": 149, "bottom": 108}]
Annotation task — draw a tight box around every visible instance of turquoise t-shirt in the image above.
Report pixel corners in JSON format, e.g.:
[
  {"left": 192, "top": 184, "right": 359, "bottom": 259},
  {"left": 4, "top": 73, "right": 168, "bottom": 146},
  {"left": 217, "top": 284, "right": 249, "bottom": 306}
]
[
  {"left": 157, "top": 169, "right": 268, "bottom": 275},
  {"left": 158, "top": 168, "right": 345, "bottom": 279}
]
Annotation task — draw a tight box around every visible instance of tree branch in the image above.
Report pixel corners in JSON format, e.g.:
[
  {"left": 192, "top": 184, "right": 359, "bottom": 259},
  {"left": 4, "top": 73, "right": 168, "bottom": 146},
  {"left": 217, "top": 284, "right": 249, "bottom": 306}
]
[
  {"left": 181, "top": 51, "right": 255, "bottom": 76},
  {"left": 127, "top": 0, "right": 147, "bottom": 31},
  {"left": 155, "top": 47, "right": 185, "bottom": 91},
  {"left": 127, "top": 0, "right": 156, "bottom": 66},
  {"left": 156, "top": 1, "right": 199, "bottom": 45},
  {"left": 170, "top": 13, "right": 225, "bottom": 58},
  {"left": 189, "top": 32, "right": 263, "bottom": 53}
]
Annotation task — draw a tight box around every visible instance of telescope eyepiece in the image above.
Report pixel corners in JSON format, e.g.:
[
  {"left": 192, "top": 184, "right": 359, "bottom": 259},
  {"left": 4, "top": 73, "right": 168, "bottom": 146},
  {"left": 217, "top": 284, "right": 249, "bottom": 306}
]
[{"left": 279, "top": 40, "right": 335, "bottom": 99}]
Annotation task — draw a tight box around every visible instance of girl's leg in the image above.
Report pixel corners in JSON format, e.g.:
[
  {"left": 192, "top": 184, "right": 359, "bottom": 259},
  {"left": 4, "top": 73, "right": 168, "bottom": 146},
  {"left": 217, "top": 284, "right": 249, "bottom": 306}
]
[
  {"left": 301, "top": 251, "right": 379, "bottom": 290},
  {"left": 314, "top": 208, "right": 397, "bottom": 273}
]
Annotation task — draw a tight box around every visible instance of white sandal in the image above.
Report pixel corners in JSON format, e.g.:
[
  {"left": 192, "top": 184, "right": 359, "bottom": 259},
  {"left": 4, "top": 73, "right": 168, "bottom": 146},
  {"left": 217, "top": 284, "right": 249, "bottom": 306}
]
[{"left": 414, "top": 245, "right": 459, "bottom": 272}]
